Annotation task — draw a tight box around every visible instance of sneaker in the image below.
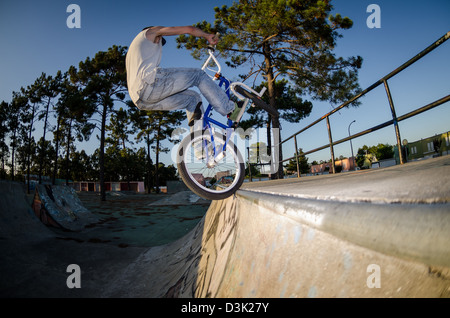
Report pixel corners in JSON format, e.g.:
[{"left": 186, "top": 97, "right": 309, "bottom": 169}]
[
  {"left": 227, "top": 100, "right": 245, "bottom": 122},
  {"left": 188, "top": 102, "right": 203, "bottom": 127}
]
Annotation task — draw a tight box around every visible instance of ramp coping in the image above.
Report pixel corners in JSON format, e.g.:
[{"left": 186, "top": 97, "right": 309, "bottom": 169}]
[{"left": 237, "top": 188, "right": 450, "bottom": 268}]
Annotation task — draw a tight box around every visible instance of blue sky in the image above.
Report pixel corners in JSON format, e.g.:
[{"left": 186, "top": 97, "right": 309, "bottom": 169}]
[{"left": 0, "top": 0, "right": 449, "bottom": 165}]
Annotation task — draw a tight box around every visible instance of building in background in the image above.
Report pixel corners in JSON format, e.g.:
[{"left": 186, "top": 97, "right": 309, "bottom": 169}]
[
  {"left": 70, "top": 181, "right": 147, "bottom": 193},
  {"left": 395, "top": 131, "right": 450, "bottom": 163}
]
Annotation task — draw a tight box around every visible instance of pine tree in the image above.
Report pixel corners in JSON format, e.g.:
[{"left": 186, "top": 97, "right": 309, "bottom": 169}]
[
  {"left": 69, "top": 45, "right": 127, "bottom": 200},
  {"left": 177, "top": 0, "right": 362, "bottom": 178}
]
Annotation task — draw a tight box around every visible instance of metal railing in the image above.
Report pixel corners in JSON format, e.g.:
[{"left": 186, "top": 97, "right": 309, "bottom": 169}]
[{"left": 280, "top": 31, "right": 450, "bottom": 175}]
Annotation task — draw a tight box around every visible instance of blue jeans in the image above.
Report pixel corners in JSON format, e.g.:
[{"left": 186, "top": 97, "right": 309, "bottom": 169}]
[{"left": 135, "top": 68, "right": 235, "bottom": 120}]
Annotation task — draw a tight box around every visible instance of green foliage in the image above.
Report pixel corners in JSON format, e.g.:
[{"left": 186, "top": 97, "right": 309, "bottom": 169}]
[
  {"left": 245, "top": 162, "right": 260, "bottom": 178},
  {"left": 177, "top": 0, "right": 362, "bottom": 179},
  {"left": 356, "top": 143, "right": 394, "bottom": 168},
  {"left": 177, "top": 0, "right": 362, "bottom": 108},
  {"left": 106, "top": 107, "right": 134, "bottom": 149},
  {"left": 0, "top": 101, "right": 9, "bottom": 178},
  {"left": 240, "top": 79, "right": 312, "bottom": 130},
  {"left": 285, "top": 148, "right": 310, "bottom": 174},
  {"left": 1, "top": 44, "right": 183, "bottom": 192},
  {"left": 248, "top": 142, "right": 271, "bottom": 165},
  {"left": 375, "top": 143, "right": 395, "bottom": 160},
  {"left": 69, "top": 45, "right": 128, "bottom": 200}
]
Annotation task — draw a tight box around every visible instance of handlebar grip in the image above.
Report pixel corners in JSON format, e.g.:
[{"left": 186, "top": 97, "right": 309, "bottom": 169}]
[{"left": 207, "top": 33, "right": 221, "bottom": 52}]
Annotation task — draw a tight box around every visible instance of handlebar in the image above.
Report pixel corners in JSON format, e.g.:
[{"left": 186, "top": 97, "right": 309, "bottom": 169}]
[
  {"left": 201, "top": 48, "right": 222, "bottom": 75},
  {"left": 201, "top": 32, "right": 222, "bottom": 76},
  {"left": 200, "top": 39, "right": 268, "bottom": 107}
]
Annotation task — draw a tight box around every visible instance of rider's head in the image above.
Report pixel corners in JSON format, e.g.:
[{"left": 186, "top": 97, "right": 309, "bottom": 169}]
[{"left": 142, "top": 26, "right": 166, "bottom": 46}]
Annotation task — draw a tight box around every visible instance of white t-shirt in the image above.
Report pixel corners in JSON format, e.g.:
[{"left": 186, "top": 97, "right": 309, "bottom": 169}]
[{"left": 126, "top": 30, "right": 162, "bottom": 104}]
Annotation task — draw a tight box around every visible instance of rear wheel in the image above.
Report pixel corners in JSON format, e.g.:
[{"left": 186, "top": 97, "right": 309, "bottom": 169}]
[{"left": 177, "top": 130, "right": 245, "bottom": 200}]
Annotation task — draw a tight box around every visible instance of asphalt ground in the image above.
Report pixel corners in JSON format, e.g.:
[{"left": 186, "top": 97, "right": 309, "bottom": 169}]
[
  {"left": 0, "top": 188, "right": 210, "bottom": 297},
  {"left": 52, "top": 191, "right": 211, "bottom": 248},
  {"left": 1, "top": 156, "right": 448, "bottom": 298}
]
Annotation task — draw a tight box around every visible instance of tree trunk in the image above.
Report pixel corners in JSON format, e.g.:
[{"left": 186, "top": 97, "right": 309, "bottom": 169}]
[
  {"left": 155, "top": 121, "right": 161, "bottom": 194},
  {"left": 65, "top": 118, "right": 73, "bottom": 186},
  {"left": 10, "top": 130, "right": 16, "bottom": 181},
  {"left": 39, "top": 98, "right": 51, "bottom": 184},
  {"left": 146, "top": 134, "right": 152, "bottom": 193},
  {"left": 271, "top": 111, "right": 283, "bottom": 179},
  {"left": 100, "top": 103, "right": 107, "bottom": 201},
  {"left": 26, "top": 105, "right": 36, "bottom": 193},
  {"left": 52, "top": 116, "right": 61, "bottom": 185},
  {"left": 263, "top": 43, "right": 283, "bottom": 179}
]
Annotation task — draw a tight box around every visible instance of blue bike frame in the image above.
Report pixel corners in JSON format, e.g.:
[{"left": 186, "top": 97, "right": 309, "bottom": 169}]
[
  {"left": 203, "top": 75, "right": 234, "bottom": 130},
  {"left": 202, "top": 74, "right": 235, "bottom": 163}
]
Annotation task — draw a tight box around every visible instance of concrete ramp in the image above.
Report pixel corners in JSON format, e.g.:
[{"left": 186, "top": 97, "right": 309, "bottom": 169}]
[
  {"left": 0, "top": 181, "right": 146, "bottom": 298},
  {"left": 104, "top": 156, "right": 450, "bottom": 298},
  {"left": 0, "top": 181, "right": 53, "bottom": 241},
  {"left": 1, "top": 156, "right": 449, "bottom": 298},
  {"left": 32, "top": 184, "right": 98, "bottom": 231}
]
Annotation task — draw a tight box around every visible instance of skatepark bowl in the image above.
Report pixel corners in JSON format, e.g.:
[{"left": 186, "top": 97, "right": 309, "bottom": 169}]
[{"left": 0, "top": 155, "right": 449, "bottom": 298}]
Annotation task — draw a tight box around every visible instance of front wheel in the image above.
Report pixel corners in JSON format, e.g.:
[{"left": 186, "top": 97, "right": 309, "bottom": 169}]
[{"left": 177, "top": 130, "right": 245, "bottom": 200}]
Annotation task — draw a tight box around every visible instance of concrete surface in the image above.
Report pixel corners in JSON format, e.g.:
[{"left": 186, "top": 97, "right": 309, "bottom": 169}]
[
  {"left": 243, "top": 155, "right": 449, "bottom": 204},
  {"left": 32, "top": 184, "right": 99, "bottom": 231},
  {"left": 104, "top": 156, "right": 450, "bottom": 298},
  {"left": 241, "top": 155, "right": 450, "bottom": 268},
  {"left": 0, "top": 181, "right": 147, "bottom": 297},
  {"left": 0, "top": 156, "right": 449, "bottom": 298}
]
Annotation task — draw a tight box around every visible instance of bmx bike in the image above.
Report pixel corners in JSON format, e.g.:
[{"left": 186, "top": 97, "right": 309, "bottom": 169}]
[{"left": 176, "top": 47, "right": 277, "bottom": 200}]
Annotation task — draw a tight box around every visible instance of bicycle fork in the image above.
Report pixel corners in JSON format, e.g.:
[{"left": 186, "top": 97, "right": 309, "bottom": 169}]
[{"left": 205, "top": 128, "right": 234, "bottom": 168}]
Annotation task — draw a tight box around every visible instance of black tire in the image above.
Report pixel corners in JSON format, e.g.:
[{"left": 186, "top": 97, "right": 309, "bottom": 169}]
[
  {"left": 234, "top": 85, "right": 278, "bottom": 117},
  {"left": 177, "top": 130, "right": 245, "bottom": 200}
]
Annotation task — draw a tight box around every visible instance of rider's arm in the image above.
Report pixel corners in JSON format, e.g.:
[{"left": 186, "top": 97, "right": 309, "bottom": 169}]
[{"left": 145, "top": 26, "right": 218, "bottom": 45}]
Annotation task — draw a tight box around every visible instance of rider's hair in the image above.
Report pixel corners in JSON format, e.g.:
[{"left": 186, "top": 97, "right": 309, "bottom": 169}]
[{"left": 142, "top": 26, "right": 166, "bottom": 46}]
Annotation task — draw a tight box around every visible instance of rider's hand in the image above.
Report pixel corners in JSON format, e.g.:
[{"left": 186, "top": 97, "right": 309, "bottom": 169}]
[{"left": 206, "top": 33, "right": 219, "bottom": 46}]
